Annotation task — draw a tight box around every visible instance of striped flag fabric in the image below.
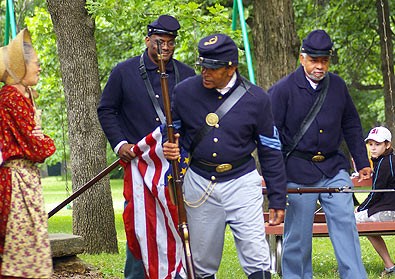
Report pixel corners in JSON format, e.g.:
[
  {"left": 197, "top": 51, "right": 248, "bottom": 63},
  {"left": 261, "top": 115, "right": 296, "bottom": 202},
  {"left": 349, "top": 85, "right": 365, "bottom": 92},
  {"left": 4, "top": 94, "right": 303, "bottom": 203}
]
[{"left": 123, "top": 126, "right": 186, "bottom": 279}]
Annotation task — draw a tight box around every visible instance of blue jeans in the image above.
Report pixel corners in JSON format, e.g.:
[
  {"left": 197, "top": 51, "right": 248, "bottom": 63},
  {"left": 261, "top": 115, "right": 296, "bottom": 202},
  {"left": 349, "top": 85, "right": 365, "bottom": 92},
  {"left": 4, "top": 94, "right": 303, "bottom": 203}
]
[{"left": 281, "top": 170, "right": 367, "bottom": 279}]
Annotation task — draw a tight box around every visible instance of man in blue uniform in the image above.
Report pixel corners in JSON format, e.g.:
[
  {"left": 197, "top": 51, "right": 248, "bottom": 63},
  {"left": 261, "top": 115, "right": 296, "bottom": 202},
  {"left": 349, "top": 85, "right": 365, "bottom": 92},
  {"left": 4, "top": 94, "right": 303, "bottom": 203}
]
[
  {"left": 97, "top": 15, "right": 195, "bottom": 278},
  {"left": 164, "top": 34, "right": 287, "bottom": 279},
  {"left": 268, "top": 29, "right": 372, "bottom": 279}
]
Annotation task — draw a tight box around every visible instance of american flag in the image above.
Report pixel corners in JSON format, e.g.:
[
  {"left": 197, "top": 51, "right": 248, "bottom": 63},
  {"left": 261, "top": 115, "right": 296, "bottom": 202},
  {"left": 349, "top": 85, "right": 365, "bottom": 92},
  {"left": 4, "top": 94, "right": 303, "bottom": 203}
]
[{"left": 123, "top": 126, "right": 187, "bottom": 279}]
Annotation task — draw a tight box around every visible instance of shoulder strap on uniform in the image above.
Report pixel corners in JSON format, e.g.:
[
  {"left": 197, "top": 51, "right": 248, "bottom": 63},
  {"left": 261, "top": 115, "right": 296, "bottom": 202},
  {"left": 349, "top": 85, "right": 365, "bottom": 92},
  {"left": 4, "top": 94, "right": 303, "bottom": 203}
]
[
  {"left": 139, "top": 54, "right": 166, "bottom": 124},
  {"left": 189, "top": 79, "right": 251, "bottom": 155},
  {"left": 284, "top": 75, "right": 330, "bottom": 160},
  {"left": 172, "top": 59, "right": 180, "bottom": 84}
]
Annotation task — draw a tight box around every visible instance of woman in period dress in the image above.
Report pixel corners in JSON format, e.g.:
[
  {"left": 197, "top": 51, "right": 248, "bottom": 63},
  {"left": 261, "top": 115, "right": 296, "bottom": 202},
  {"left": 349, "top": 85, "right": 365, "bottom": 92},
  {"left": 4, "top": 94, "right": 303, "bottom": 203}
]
[{"left": 0, "top": 28, "right": 56, "bottom": 278}]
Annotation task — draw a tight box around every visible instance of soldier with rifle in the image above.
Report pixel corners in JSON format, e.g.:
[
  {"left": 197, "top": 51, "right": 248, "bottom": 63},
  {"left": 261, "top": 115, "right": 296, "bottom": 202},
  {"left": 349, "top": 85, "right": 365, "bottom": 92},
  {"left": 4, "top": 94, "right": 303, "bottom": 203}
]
[
  {"left": 97, "top": 15, "right": 195, "bottom": 279},
  {"left": 164, "top": 33, "right": 287, "bottom": 279}
]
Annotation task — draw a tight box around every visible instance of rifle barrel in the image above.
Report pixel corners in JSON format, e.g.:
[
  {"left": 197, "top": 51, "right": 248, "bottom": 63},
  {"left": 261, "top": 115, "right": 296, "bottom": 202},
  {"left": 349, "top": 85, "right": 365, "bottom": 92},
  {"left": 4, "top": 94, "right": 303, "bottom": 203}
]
[
  {"left": 262, "top": 186, "right": 395, "bottom": 195},
  {"left": 157, "top": 41, "right": 196, "bottom": 279},
  {"left": 47, "top": 159, "right": 120, "bottom": 218}
]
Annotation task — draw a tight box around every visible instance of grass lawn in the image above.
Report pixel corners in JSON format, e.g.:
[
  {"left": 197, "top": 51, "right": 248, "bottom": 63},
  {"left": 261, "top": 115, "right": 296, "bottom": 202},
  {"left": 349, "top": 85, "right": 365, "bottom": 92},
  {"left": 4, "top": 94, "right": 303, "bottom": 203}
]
[{"left": 43, "top": 177, "right": 393, "bottom": 278}]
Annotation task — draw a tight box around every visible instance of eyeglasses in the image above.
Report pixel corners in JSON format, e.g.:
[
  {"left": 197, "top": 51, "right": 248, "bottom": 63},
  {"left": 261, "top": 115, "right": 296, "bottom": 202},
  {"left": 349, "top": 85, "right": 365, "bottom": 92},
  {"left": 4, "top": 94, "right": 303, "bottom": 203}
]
[{"left": 152, "top": 39, "right": 176, "bottom": 48}]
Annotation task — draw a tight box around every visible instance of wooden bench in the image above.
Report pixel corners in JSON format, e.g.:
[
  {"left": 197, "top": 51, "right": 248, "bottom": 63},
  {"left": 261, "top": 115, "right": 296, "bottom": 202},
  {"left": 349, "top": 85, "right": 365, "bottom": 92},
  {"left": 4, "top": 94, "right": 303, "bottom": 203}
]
[{"left": 263, "top": 212, "right": 395, "bottom": 274}]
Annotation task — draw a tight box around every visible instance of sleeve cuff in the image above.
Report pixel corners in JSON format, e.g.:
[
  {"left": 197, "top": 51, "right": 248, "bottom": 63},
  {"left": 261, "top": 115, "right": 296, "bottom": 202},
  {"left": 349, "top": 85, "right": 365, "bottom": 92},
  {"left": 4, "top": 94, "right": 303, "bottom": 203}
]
[{"left": 114, "top": 141, "right": 128, "bottom": 154}]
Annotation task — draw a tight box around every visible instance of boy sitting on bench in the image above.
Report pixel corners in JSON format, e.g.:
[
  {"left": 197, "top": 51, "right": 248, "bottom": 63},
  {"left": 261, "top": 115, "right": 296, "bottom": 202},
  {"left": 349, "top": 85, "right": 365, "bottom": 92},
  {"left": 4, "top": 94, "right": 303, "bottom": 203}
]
[{"left": 355, "top": 126, "right": 395, "bottom": 277}]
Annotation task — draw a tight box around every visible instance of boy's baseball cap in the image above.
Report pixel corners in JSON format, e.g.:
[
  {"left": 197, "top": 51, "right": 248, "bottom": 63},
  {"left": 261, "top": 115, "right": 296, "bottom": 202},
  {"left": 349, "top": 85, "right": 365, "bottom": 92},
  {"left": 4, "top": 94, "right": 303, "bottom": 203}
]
[{"left": 365, "top": 126, "right": 392, "bottom": 143}]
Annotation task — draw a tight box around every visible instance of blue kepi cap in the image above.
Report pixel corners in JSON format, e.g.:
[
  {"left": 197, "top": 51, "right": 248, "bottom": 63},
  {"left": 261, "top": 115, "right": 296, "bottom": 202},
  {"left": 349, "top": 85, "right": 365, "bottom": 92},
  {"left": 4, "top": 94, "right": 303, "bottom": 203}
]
[
  {"left": 147, "top": 15, "right": 180, "bottom": 37},
  {"left": 301, "top": 30, "right": 334, "bottom": 57},
  {"left": 196, "top": 34, "right": 238, "bottom": 69}
]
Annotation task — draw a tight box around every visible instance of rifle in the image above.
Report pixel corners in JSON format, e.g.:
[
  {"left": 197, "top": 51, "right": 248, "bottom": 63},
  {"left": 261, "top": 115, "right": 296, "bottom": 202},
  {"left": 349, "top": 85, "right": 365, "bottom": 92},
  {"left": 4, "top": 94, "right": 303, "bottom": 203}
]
[
  {"left": 48, "top": 159, "right": 120, "bottom": 218},
  {"left": 156, "top": 40, "right": 196, "bottom": 279},
  {"left": 262, "top": 186, "right": 395, "bottom": 195}
]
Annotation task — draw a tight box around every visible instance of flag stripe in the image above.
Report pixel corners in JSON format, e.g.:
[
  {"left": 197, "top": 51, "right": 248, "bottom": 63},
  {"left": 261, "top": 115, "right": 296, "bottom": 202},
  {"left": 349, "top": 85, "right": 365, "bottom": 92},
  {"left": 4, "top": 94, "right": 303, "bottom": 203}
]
[
  {"left": 123, "top": 167, "right": 142, "bottom": 261},
  {"left": 124, "top": 126, "right": 186, "bottom": 279}
]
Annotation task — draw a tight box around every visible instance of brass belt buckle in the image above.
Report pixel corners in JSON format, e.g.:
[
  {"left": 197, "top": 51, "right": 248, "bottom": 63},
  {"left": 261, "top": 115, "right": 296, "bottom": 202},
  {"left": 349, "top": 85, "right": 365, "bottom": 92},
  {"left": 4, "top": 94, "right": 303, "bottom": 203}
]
[
  {"left": 312, "top": 154, "right": 325, "bottom": 162},
  {"left": 216, "top": 163, "right": 233, "bottom": 173}
]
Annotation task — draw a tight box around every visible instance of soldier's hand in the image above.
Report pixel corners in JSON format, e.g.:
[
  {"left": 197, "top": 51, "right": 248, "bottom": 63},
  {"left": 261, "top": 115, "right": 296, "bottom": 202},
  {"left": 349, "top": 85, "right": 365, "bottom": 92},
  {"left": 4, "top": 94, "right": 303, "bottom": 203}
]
[
  {"left": 358, "top": 167, "right": 372, "bottom": 182},
  {"left": 118, "top": 143, "right": 136, "bottom": 162},
  {"left": 163, "top": 134, "right": 180, "bottom": 160},
  {"left": 268, "top": 208, "right": 285, "bottom": 226}
]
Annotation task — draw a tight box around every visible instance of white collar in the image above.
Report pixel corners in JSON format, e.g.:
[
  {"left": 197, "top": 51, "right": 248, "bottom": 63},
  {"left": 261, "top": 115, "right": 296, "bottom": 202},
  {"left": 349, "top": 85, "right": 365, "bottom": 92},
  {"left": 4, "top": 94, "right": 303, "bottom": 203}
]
[
  {"left": 216, "top": 72, "right": 237, "bottom": 95},
  {"left": 305, "top": 76, "right": 318, "bottom": 90}
]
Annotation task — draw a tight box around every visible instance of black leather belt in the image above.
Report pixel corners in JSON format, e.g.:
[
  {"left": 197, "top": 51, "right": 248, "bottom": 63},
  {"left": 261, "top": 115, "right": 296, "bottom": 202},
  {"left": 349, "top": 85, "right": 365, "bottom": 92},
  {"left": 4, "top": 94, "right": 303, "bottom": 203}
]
[
  {"left": 290, "top": 150, "right": 338, "bottom": 162},
  {"left": 191, "top": 155, "right": 252, "bottom": 173}
]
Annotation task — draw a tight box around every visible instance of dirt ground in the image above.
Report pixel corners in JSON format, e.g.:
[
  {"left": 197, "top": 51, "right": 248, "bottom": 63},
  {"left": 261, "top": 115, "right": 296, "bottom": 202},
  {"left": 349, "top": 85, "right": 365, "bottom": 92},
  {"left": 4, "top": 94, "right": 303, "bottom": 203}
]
[
  {"left": 51, "top": 269, "right": 104, "bottom": 279},
  {"left": 51, "top": 256, "right": 105, "bottom": 279}
]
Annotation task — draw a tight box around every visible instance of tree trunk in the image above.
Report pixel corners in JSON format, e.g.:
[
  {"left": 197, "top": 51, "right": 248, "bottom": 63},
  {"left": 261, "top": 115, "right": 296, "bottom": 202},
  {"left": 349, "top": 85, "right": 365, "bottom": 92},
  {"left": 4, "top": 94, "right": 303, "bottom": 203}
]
[
  {"left": 376, "top": 0, "right": 395, "bottom": 135},
  {"left": 250, "top": 0, "right": 299, "bottom": 210},
  {"left": 251, "top": 0, "right": 299, "bottom": 90},
  {"left": 46, "top": 0, "right": 118, "bottom": 253}
]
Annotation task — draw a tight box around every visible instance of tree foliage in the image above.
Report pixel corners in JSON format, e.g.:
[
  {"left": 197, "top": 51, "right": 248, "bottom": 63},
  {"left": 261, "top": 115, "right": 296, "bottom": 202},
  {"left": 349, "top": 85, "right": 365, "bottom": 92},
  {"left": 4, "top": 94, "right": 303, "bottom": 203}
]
[{"left": 86, "top": 0, "right": 241, "bottom": 85}]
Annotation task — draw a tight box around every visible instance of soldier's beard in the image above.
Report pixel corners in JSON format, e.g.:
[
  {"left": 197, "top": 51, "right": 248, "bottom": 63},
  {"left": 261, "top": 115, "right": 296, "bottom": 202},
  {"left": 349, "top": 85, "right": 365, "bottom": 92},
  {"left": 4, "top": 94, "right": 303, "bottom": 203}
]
[{"left": 306, "top": 70, "right": 327, "bottom": 82}]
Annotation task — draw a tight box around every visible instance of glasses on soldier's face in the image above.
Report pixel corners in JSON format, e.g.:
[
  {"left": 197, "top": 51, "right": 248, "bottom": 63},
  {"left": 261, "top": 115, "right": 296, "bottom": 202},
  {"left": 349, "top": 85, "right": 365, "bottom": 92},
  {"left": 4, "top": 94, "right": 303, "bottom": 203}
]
[{"left": 151, "top": 38, "right": 176, "bottom": 49}]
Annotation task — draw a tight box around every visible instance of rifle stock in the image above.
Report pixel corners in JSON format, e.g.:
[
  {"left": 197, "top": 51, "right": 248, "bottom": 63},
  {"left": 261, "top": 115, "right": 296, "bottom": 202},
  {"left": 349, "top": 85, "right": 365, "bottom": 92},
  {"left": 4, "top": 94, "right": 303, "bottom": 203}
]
[{"left": 156, "top": 41, "right": 196, "bottom": 279}]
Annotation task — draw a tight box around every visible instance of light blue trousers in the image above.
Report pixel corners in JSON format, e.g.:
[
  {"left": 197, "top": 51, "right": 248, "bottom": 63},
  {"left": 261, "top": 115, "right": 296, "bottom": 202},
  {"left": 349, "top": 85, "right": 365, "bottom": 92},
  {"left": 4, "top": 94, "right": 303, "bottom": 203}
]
[
  {"left": 281, "top": 170, "right": 367, "bottom": 279},
  {"left": 183, "top": 169, "right": 270, "bottom": 278}
]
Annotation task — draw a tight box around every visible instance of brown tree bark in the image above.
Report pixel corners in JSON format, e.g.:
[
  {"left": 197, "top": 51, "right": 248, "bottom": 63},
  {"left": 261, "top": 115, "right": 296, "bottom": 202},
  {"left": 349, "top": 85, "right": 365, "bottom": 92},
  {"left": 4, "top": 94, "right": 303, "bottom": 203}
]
[
  {"left": 249, "top": 0, "right": 299, "bottom": 210},
  {"left": 251, "top": 0, "right": 300, "bottom": 90},
  {"left": 46, "top": 0, "right": 118, "bottom": 253},
  {"left": 376, "top": 0, "right": 395, "bottom": 134}
]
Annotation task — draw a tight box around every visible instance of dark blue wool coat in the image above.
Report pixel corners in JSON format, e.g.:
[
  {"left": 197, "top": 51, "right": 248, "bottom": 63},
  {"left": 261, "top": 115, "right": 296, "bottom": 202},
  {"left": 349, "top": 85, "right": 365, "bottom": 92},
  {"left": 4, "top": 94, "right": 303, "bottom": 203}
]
[
  {"left": 173, "top": 74, "right": 287, "bottom": 209},
  {"left": 98, "top": 50, "right": 195, "bottom": 149},
  {"left": 269, "top": 65, "right": 370, "bottom": 184}
]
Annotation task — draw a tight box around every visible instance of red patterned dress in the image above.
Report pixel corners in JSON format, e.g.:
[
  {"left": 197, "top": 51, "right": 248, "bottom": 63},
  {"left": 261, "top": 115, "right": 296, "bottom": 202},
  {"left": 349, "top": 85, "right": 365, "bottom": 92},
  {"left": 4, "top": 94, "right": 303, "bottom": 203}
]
[{"left": 0, "top": 85, "right": 56, "bottom": 278}]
